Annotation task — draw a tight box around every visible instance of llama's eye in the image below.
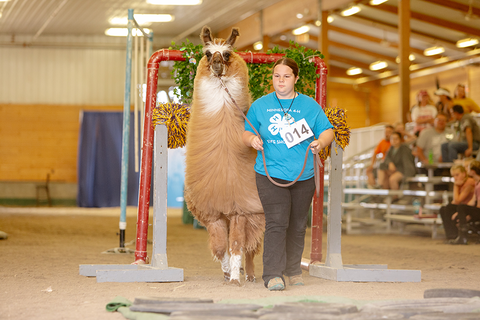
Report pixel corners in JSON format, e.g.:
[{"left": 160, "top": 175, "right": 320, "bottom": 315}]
[
  {"left": 223, "top": 52, "right": 231, "bottom": 61},
  {"left": 205, "top": 51, "right": 212, "bottom": 60}
]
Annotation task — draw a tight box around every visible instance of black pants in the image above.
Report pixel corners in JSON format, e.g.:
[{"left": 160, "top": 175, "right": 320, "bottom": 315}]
[
  {"left": 439, "top": 203, "right": 459, "bottom": 239},
  {"left": 256, "top": 173, "right": 315, "bottom": 287},
  {"left": 457, "top": 204, "right": 480, "bottom": 225}
]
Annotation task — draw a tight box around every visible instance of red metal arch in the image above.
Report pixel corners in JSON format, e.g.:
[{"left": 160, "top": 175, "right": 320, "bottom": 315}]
[{"left": 135, "top": 49, "right": 328, "bottom": 265}]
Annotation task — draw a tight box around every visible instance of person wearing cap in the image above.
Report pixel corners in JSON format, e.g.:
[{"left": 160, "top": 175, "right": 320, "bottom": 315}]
[
  {"left": 441, "top": 104, "right": 480, "bottom": 162},
  {"left": 454, "top": 84, "right": 480, "bottom": 114},
  {"left": 435, "top": 88, "right": 454, "bottom": 117},
  {"left": 410, "top": 90, "right": 437, "bottom": 135},
  {"left": 416, "top": 112, "right": 453, "bottom": 165}
]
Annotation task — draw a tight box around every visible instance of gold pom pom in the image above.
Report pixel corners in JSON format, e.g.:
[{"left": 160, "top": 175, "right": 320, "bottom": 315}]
[
  {"left": 318, "top": 105, "right": 351, "bottom": 160},
  {"left": 152, "top": 102, "right": 190, "bottom": 149}
]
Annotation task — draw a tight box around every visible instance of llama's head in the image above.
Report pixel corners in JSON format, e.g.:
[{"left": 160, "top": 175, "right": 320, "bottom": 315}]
[{"left": 200, "top": 26, "right": 239, "bottom": 77}]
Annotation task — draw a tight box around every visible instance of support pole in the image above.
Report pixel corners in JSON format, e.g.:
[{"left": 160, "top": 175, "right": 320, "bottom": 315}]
[{"left": 118, "top": 8, "right": 134, "bottom": 250}]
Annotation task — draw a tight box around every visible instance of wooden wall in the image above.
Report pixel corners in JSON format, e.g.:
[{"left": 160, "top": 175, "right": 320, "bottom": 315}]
[{"left": 0, "top": 104, "right": 122, "bottom": 183}]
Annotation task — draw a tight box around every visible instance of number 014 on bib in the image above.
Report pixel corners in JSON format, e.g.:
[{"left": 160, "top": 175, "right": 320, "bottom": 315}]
[{"left": 280, "top": 118, "right": 314, "bottom": 149}]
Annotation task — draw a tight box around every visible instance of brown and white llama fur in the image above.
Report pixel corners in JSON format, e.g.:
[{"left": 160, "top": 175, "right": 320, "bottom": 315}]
[{"left": 184, "top": 26, "right": 265, "bottom": 285}]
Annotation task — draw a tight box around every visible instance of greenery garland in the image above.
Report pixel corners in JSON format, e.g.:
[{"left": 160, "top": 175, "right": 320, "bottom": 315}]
[{"left": 169, "top": 40, "right": 324, "bottom": 104}]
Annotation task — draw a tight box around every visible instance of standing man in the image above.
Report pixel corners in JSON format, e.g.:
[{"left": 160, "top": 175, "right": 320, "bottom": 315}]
[
  {"left": 441, "top": 105, "right": 480, "bottom": 163},
  {"left": 366, "top": 125, "right": 394, "bottom": 188},
  {"left": 416, "top": 113, "right": 453, "bottom": 164}
]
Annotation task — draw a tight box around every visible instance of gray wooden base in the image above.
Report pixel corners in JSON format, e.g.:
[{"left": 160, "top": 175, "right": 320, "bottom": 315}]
[
  {"left": 78, "top": 126, "right": 184, "bottom": 283},
  {"left": 310, "top": 143, "right": 422, "bottom": 283}
]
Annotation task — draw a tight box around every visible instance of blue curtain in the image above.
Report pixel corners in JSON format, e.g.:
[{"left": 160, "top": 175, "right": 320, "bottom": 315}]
[{"left": 77, "top": 112, "right": 141, "bottom": 207}]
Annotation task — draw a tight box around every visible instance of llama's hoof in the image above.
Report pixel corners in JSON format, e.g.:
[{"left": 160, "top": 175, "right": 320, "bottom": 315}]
[
  {"left": 240, "top": 267, "right": 244, "bottom": 275},
  {"left": 229, "top": 279, "right": 241, "bottom": 286},
  {"left": 223, "top": 272, "right": 230, "bottom": 282},
  {"left": 246, "top": 275, "right": 256, "bottom": 282}
]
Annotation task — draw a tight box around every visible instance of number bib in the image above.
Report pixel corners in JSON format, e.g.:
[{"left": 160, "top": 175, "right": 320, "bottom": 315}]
[{"left": 280, "top": 118, "right": 314, "bottom": 149}]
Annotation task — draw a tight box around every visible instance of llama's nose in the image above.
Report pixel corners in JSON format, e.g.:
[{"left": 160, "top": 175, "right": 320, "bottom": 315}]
[{"left": 211, "top": 53, "right": 224, "bottom": 75}]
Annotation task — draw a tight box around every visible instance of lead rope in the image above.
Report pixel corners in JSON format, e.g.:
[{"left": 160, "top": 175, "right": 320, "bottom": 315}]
[{"left": 217, "top": 76, "right": 322, "bottom": 196}]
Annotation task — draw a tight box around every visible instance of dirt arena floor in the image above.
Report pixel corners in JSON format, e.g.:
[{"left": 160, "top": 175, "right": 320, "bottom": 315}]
[{"left": 1, "top": 206, "right": 480, "bottom": 319}]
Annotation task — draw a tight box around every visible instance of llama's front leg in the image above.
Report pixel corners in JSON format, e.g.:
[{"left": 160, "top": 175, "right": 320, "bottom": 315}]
[
  {"left": 206, "top": 218, "right": 230, "bottom": 281},
  {"left": 229, "top": 215, "right": 246, "bottom": 286}
]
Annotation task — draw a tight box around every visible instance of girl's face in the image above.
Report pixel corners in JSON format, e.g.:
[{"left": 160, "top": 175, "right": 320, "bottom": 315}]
[
  {"left": 420, "top": 95, "right": 429, "bottom": 106},
  {"left": 451, "top": 169, "right": 466, "bottom": 185},
  {"left": 272, "top": 64, "right": 298, "bottom": 98},
  {"left": 390, "top": 133, "right": 401, "bottom": 147}
]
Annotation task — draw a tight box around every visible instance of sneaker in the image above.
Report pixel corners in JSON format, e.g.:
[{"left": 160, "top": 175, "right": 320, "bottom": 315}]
[
  {"left": 289, "top": 274, "right": 304, "bottom": 286},
  {"left": 267, "top": 277, "right": 285, "bottom": 291}
]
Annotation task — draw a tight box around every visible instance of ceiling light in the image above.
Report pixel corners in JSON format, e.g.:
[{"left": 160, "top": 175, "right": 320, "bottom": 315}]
[
  {"left": 253, "top": 41, "right": 263, "bottom": 50},
  {"left": 296, "top": 13, "right": 303, "bottom": 19},
  {"left": 147, "top": 0, "right": 202, "bottom": 4},
  {"left": 424, "top": 46, "right": 445, "bottom": 56},
  {"left": 105, "top": 28, "right": 151, "bottom": 37},
  {"left": 292, "top": 25, "right": 310, "bottom": 35},
  {"left": 341, "top": 6, "right": 361, "bottom": 17},
  {"left": 280, "top": 35, "right": 287, "bottom": 41},
  {"left": 369, "top": 0, "right": 388, "bottom": 5},
  {"left": 315, "top": 20, "right": 321, "bottom": 26},
  {"left": 346, "top": 67, "right": 362, "bottom": 76},
  {"left": 456, "top": 38, "right": 479, "bottom": 48},
  {"left": 327, "top": 16, "right": 334, "bottom": 23},
  {"left": 369, "top": 60, "right": 388, "bottom": 71}
]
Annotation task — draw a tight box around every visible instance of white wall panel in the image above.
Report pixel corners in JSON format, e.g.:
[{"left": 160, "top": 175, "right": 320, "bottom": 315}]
[{"left": 0, "top": 46, "right": 126, "bottom": 106}]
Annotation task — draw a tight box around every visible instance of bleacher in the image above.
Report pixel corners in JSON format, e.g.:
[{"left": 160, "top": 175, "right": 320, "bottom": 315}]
[{"left": 330, "top": 123, "right": 454, "bottom": 239}]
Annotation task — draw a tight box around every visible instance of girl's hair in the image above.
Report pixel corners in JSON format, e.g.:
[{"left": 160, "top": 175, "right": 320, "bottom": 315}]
[
  {"left": 273, "top": 57, "right": 299, "bottom": 78},
  {"left": 450, "top": 164, "right": 466, "bottom": 175},
  {"left": 469, "top": 160, "right": 480, "bottom": 175}
]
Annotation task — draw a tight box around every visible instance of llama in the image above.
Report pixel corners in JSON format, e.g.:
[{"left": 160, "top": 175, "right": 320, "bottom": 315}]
[{"left": 184, "top": 26, "right": 265, "bottom": 285}]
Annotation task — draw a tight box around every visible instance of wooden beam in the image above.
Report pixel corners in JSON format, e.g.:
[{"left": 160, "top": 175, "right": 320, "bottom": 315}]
[
  {"left": 370, "top": 3, "right": 480, "bottom": 37},
  {"left": 329, "top": 54, "right": 372, "bottom": 70},
  {"left": 329, "top": 40, "right": 397, "bottom": 63},
  {"left": 346, "top": 15, "right": 458, "bottom": 48},
  {"left": 421, "top": 0, "right": 480, "bottom": 17},
  {"left": 398, "top": 0, "right": 411, "bottom": 124},
  {"left": 328, "top": 25, "right": 426, "bottom": 56}
]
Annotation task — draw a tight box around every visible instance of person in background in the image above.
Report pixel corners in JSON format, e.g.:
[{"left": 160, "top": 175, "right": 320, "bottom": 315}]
[
  {"left": 394, "top": 122, "right": 416, "bottom": 144},
  {"left": 453, "top": 84, "right": 480, "bottom": 114},
  {"left": 410, "top": 90, "right": 437, "bottom": 135},
  {"left": 435, "top": 88, "right": 455, "bottom": 118},
  {"left": 366, "top": 125, "right": 394, "bottom": 189},
  {"left": 439, "top": 164, "right": 475, "bottom": 241},
  {"left": 416, "top": 113, "right": 453, "bottom": 164},
  {"left": 377, "top": 131, "right": 416, "bottom": 190},
  {"left": 441, "top": 105, "right": 480, "bottom": 163},
  {"left": 243, "top": 57, "right": 334, "bottom": 291},
  {"left": 448, "top": 160, "right": 480, "bottom": 245}
]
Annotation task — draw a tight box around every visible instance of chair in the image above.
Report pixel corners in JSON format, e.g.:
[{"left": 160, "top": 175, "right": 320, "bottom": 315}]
[{"left": 36, "top": 173, "right": 52, "bottom": 207}]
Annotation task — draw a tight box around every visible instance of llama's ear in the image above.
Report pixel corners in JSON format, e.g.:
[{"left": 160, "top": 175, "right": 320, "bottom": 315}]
[
  {"left": 225, "top": 28, "right": 239, "bottom": 47},
  {"left": 200, "top": 26, "right": 212, "bottom": 45}
]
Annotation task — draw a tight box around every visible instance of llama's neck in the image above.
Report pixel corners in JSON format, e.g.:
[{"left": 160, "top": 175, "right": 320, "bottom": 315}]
[{"left": 196, "top": 74, "right": 244, "bottom": 116}]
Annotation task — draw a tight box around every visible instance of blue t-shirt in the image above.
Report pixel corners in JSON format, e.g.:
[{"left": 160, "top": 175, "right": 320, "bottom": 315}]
[{"left": 245, "top": 92, "right": 333, "bottom": 181}]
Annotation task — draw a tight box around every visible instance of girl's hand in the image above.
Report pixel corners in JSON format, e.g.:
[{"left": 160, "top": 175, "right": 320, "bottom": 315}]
[{"left": 250, "top": 135, "right": 264, "bottom": 151}]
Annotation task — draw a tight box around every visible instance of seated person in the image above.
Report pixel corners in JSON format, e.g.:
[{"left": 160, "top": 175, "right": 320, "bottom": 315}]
[
  {"left": 367, "top": 125, "right": 393, "bottom": 188},
  {"left": 394, "top": 122, "right": 416, "bottom": 144},
  {"left": 453, "top": 84, "right": 480, "bottom": 114},
  {"left": 441, "top": 105, "right": 480, "bottom": 162},
  {"left": 439, "top": 164, "right": 475, "bottom": 240},
  {"left": 410, "top": 90, "right": 437, "bottom": 135},
  {"left": 435, "top": 88, "right": 455, "bottom": 119},
  {"left": 416, "top": 113, "right": 453, "bottom": 165},
  {"left": 377, "top": 131, "right": 416, "bottom": 190},
  {"left": 448, "top": 160, "right": 480, "bottom": 245}
]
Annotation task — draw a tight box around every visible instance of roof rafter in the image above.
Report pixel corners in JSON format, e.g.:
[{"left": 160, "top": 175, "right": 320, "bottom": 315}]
[{"left": 368, "top": 3, "right": 480, "bottom": 37}]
